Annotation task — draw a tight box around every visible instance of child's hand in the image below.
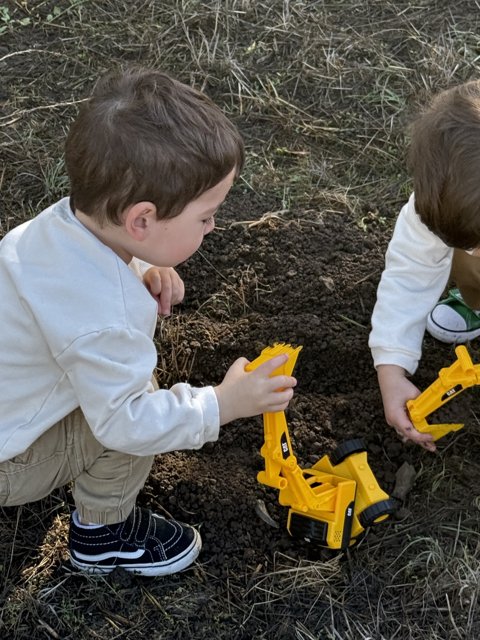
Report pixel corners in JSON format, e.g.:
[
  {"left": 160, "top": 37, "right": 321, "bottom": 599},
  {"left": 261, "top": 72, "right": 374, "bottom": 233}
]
[
  {"left": 377, "top": 364, "right": 436, "bottom": 452},
  {"left": 143, "top": 267, "right": 185, "bottom": 316},
  {"left": 214, "top": 354, "right": 297, "bottom": 426}
]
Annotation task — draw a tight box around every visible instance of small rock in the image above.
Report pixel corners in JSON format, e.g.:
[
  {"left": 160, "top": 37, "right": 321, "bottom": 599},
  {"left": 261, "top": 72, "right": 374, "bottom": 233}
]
[{"left": 393, "top": 506, "right": 411, "bottom": 521}]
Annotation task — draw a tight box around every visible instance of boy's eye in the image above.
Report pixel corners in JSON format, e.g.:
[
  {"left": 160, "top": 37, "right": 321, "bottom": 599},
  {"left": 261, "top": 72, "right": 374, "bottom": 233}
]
[{"left": 203, "top": 216, "right": 214, "bottom": 225}]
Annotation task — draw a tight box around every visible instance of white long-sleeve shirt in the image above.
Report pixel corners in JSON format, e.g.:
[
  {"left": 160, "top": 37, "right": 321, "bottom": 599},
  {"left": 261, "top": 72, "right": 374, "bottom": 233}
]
[
  {"left": 0, "top": 197, "right": 219, "bottom": 462},
  {"left": 369, "top": 193, "right": 453, "bottom": 375}
]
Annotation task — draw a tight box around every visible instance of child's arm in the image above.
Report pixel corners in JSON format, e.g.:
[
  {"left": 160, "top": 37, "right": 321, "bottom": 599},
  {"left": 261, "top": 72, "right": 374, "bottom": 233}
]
[
  {"left": 61, "top": 330, "right": 296, "bottom": 456},
  {"left": 369, "top": 194, "right": 453, "bottom": 375},
  {"left": 214, "top": 354, "right": 296, "bottom": 425},
  {"left": 369, "top": 195, "right": 453, "bottom": 451},
  {"left": 377, "top": 364, "right": 436, "bottom": 452}
]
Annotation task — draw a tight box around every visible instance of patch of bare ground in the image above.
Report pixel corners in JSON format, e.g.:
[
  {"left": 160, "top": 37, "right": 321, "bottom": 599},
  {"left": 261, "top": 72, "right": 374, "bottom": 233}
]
[{"left": 2, "top": 1, "right": 480, "bottom": 638}]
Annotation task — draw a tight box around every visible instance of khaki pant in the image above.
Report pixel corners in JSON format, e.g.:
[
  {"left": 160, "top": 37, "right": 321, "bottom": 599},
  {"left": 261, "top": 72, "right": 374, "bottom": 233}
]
[
  {"left": 452, "top": 248, "right": 480, "bottom": 308},
  {"left": 0, "top": 408, "right": 155, "bottom": 525}
]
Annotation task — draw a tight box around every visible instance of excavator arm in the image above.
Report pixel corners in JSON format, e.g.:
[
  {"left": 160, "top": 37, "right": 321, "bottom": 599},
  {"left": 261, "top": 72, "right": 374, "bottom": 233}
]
[
  {"left": 247, "top": 343, "right": 393, "bottom": 549},
  {"left": 407, "top": 345, "right": 480, "bottom": 441}
]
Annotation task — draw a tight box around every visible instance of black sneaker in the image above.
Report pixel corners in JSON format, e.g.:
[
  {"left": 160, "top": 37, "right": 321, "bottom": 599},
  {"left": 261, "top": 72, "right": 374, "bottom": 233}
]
[{"left": 69, "top": 507, "right": 201, "bottom": 576}]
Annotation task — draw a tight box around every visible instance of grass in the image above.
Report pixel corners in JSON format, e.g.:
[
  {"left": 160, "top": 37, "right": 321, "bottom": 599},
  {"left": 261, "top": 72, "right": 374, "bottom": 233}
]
[{"left": 2, "top": 1, "right": 480, "bottom": 639}]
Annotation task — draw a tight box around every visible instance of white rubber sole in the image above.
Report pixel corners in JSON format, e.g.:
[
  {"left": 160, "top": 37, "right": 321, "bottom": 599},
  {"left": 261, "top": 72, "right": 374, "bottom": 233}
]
[{"left": 426, "top": 313, "right": 480, "bottom": 344}]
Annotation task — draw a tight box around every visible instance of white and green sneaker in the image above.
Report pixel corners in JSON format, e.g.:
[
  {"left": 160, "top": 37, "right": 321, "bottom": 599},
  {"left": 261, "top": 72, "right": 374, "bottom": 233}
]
[{"left": 426, "top": 288, "right": 480, "bottom": 344}]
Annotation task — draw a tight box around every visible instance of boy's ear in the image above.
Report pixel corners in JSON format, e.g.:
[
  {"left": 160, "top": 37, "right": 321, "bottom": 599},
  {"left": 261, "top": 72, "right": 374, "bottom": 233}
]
[{"left": 123, "top": 202, "right": 158, "bottom": 241}]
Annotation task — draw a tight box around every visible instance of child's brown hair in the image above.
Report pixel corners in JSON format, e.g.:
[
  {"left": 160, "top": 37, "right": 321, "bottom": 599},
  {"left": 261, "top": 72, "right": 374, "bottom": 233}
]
[
  {"left": 65, "top": 67, "right": 244, "bottom": 225},
  {"left": 408, "top": 80, "right": 480, "bottom": 249}
]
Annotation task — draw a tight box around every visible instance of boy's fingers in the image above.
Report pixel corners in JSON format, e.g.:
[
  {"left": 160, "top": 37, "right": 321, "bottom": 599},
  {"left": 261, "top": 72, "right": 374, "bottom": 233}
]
[
  {"left": 149, "top": 270, "right": 163, "bottom": 294},
  {"left": 265, "top": 388, "right": 294, "bottom": 409},
  {"left": 267, "top": 375, "right": 296, "bottom": 390},
  {"left": 258, "top": 353, "right": 289, "bottom": 373},
  {"left": 157, "top": 276, "right": 173, "bottom": 315},
  {"left": 403, "top": 424, "right": 434, "bottom": 443},
  {"left": 145, "top": 270, "right": 174, "bottom": 315},
  {"left": 235, "top": 357, "right": 251, "bottom": 369},
  {"left": 268, "top": 402, "right": 291, "bottom": 413},
  {"left": 160, "top": 275, "right": 173, "bottom": 300},
  {"left": 158, "top": 298, "right": 171, "bottom": 316},
  {"left": 172, "top": 278, "right": 185, "bottom": 304},
  {"left": 394, "top": 423, "right": 436, "bottom": 450}
]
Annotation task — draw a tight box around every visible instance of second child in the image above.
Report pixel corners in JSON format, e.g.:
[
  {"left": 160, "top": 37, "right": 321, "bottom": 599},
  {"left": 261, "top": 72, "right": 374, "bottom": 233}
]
[{"left": 370, "top": 80, "right": 480, "bottom": 452}]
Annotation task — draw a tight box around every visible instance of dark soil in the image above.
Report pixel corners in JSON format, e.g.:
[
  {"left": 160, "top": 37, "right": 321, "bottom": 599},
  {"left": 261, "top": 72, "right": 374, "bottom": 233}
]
[
  {"left": 139, "top": 188, "right": 480, "bottom": 635},
  {"left": 155, "top": 185, "right": 458, "bottom": 546}
]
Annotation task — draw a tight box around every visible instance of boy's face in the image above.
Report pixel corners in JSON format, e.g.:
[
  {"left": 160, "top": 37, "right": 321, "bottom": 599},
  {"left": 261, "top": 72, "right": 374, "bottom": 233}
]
[{"left": 138, "top": 168, "right": 235, "bottom": 267}]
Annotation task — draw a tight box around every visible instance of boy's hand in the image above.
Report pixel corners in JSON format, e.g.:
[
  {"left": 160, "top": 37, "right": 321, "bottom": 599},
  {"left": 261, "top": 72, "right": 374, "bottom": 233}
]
[
  {"left": 377, "top": 364, "right": 436, "bottom": 452},
  {"left": 143, "top": 267, "right": 185, "bottom": 316},
  {"left": 214, "top": 354, "right": 297, "bottom": 426}
]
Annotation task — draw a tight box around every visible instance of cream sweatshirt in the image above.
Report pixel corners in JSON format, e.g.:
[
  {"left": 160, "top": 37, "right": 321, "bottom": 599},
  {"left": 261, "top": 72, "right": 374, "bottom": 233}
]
[{"left": 0, "top": 198, "right": 219, "bottom": 462}]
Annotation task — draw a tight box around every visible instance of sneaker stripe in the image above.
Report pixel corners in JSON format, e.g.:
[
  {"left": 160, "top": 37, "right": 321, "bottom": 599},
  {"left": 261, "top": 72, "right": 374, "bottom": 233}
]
[{"left": 72, "top": 549, "right": 145, "bottom": 562}]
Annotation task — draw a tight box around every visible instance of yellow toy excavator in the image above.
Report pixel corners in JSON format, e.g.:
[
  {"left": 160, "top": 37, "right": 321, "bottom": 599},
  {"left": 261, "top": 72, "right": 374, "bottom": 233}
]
[
  {"left": 246, "top": 343, "right": 395, "bottom": 550},
  {"left": 407, "top": 345, "right": 480, "bottom": 441}
]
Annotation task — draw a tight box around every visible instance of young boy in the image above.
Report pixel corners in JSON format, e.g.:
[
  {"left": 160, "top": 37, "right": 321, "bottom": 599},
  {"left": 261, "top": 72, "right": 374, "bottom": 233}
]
[
  {"left": 369, "top": 80, "right": 480, "bottom": 454},
  {"left": 0, "top": 67, "right": 297, "bottom": 576}
]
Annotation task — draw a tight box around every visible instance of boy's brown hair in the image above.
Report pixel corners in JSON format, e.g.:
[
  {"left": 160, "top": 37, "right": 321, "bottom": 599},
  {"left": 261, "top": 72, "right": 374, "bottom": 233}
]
[
  {"left": 65, "top": 67, "right": 244, "bottom": 225},
  {"left": 408, "top": 80, "right": 480, "bottom": 249}
]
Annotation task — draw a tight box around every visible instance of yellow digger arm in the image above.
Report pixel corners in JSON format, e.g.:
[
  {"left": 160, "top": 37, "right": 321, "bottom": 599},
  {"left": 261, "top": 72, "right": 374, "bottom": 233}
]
[
  {"left": 245, "top": 343, "right": 302, "bottom": 489},
  {"left": 407, "top": 345, "right": 480, "bottom": 440}
]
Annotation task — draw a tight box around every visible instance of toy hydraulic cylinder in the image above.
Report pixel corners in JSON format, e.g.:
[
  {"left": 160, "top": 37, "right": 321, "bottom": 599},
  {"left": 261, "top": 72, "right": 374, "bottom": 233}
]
[
  {"left": 257, "top": 411, "right": 296, "bottom": 490},
  {"left": 407, "top": 345, "right": 480, "bottom": 440}
]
